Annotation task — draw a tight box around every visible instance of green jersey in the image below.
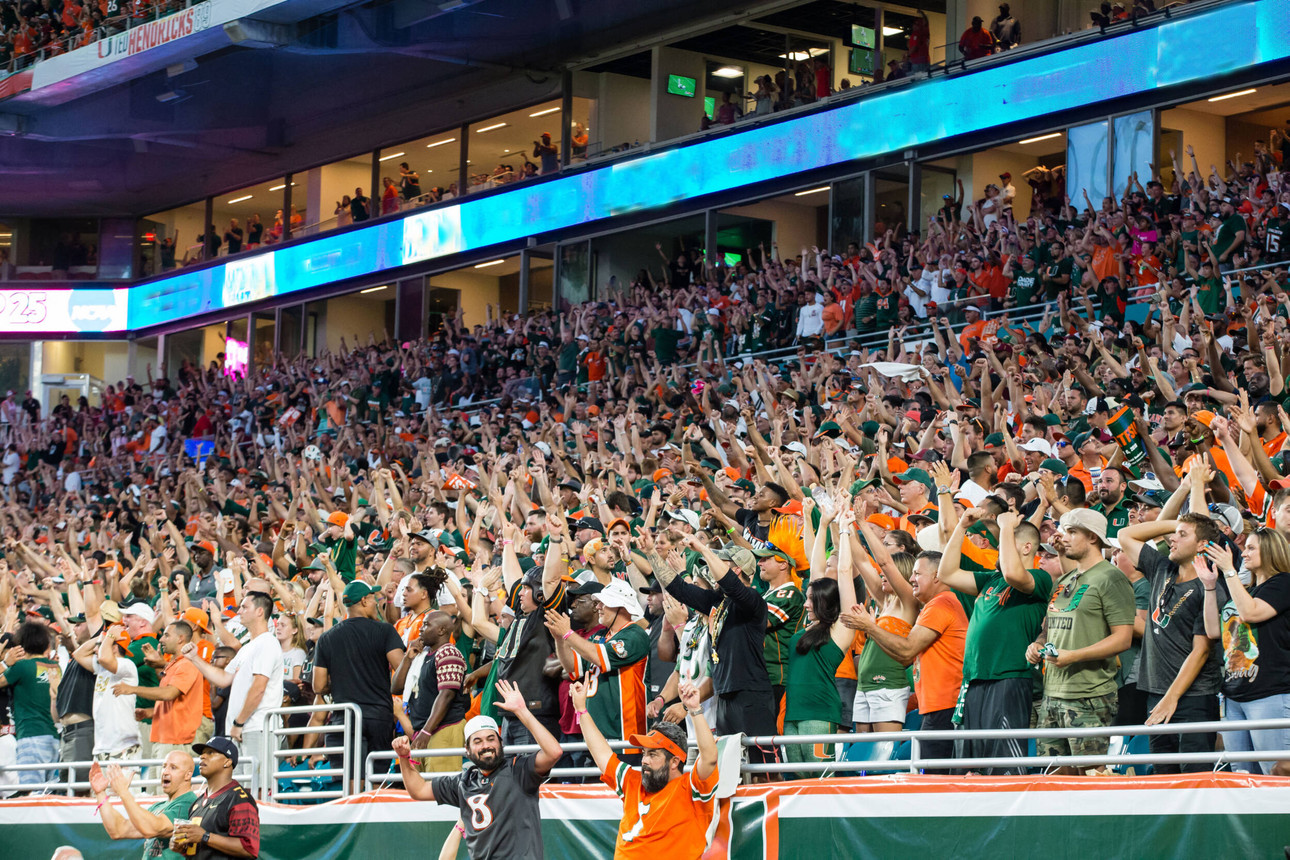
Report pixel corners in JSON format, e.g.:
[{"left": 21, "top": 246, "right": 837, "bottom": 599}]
[
  {"left": 127, "top": 637, "right": 161, "bottom": 717},
  {"left": 650, "top": 327, "right": 682, "bottom": 364},
  {"left": 784, "top": 633, "right": 846, "bottom": 724},
  {"left": 321, "top": 534, "right": 358, "bottom": 581},
  {"left": 2, "top": 657, "right": 59, "bottom": 739},
  {"left": 573, "top": 622, "right": 650, "bottom": 740},
  {"left": 874, "top": 291, "right": 900, "bottom": 328},
  {"left": 144, "top": 791, "right": 197, "bottom": 859},
  {"left": 1093, "top": 498, "right": 1131, "bottom": 539},
  {"left": 963, "top": 568, "right": 1053, "bottom": 682},
  {"left": 764, "top": 583, "right": 806, "bottom": 687},
  {"left": 1212, "top": 213, "right": 1246, "bottom": 260},
  {"left": 1044, "top": 561, "right": 1136, "bottom": 698},
  {"left": 1009, "top": 269, "right": 1040, "bottom": 306},
  {"left": 1194, "top": 275, "right": 1223, "bottom": 315}
]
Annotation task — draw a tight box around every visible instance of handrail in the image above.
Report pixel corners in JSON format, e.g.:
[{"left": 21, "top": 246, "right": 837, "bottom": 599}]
[
  {"left": 262, "top": 702, "right": 363, "bottom": 801},
  {"left": 0, "top": 755, "right": 258, "bottom": 797}
]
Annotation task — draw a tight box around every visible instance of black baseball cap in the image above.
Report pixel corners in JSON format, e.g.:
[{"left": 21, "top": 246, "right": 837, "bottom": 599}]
[{"left": 192, "top": 736, "right": 239, "bottom": 767}]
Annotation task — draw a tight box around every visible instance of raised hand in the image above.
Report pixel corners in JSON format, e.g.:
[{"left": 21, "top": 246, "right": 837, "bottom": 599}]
[
  {"left": 679, "top": 682, "right": 703, "bottom": 714},
  {"left": 543, "top": 608, "right": 571, "bottom": 639},
  {"left": 493, "top": 679, "right": 527, "bottom": 715}
]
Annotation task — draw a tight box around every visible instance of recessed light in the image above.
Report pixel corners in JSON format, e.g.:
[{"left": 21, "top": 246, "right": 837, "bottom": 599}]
[
  {"left": 712, "top": 66, "right": 743, "bottom": 78},
  {"left": 227, "top": 195, "right": 253, "bottom": 203},
  {"left": 529, "top": 106, "right": 560, "bottom": 117},
  {"left": 1018, "top": 132, "right": 1061, "bottom": 144},
  {"left": 882, "top": 26, "right": 902, "bottom": 36},
  {"left": 1207, "top": 88, "right": 1257, "bottom": 102},
  {"left": 361, "top": 286, "right": 388, "bottom": 294},
  {"left": 379, "top": 151, "right": 406, "bottom": 161},
  {"left": 474, "top": 259, "right": 506, "bottom": 268},
  {"left": 476, "top": 122, "right": 507, "bottom": 133},
  {"left": 794, "top": 186, "right": 829, "bottom": 196},
  {"left": 268, "top": 182, "right": 297, "bottom": 191},
  {"left": 427, "top": 138, "right": 457, "bottom": 148}
]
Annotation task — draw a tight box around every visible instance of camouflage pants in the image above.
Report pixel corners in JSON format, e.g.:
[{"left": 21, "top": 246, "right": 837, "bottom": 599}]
[{"left": 1035, "top": 693, "right": 1118, "bottom": 758}]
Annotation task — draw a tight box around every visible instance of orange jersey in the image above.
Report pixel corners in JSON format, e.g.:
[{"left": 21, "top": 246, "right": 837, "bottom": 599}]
[
  {"left": 395, "top": 609, "right": 431, "bottom": 647},
  {"left": 602, "top": 753, "right": 720, "bottom": 859}
]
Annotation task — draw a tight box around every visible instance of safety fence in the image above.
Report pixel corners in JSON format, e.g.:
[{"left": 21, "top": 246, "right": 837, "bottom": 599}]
[{"left": 0, "top": 755, "right": 258, "bottom": 798}]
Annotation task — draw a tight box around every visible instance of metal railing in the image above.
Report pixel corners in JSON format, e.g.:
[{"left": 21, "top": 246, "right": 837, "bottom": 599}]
[
  {"left": 0, "top": 755, "right": 258, "bottom": 798},
  {"left": 263, "top": 702, "right": 363, "bottom": 802},
  {"left": 358, "top": 717, "right": 1290, "bottom": 787}
]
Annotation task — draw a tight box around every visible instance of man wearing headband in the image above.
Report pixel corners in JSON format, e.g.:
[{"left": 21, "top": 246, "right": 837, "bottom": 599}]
[
  {"left": 393, "top": 679, "right": 562, "bottom": 859},
  {"left": 572, "top": 678, "right": 718, "bottom": 858}
]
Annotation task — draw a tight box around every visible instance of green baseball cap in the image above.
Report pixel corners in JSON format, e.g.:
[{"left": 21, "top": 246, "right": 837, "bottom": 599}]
[
  {"left": 894, "top": 468, "right": 935, "bottom": 494},
  {"left": 751, "top": 543, "right": 796, "bottom": 568},
  {"left": 1042, "top": 413, "right": 1063, "bottom": 426},
  {"left": 850, "top": 477, "right": 879, "bottom": 495},
  {"left": 983, "top": 433, "right": 1005, "bottom": 449},
  {"left": 342, "top": 581, "right": 380, "bottom": 606},
  {"left": 1040, "top": 458, "right": 1069, "bottom": 476},
  {"left": 815, "top": 421, "right": 843, "bottom": 439}
]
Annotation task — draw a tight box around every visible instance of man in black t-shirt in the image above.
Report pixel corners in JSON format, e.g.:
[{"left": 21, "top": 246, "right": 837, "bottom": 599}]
[
  {"left": 1119, "top": 513, "right": 1226, "bottom": 774},
  {"left": 350, "top": 187, "right": 371, "bottom": 223},
  {"left": 495, "top": 554, "right": 569, "bottom": 745},
  {"left": 172, "top": 737, "right": 259, "bottom": 860},
  {"left": 313, "top": 581, "right": 406, "bottom": 789},
  {"left": 393, "top": 680, "right": 562, "bottom": 859}
]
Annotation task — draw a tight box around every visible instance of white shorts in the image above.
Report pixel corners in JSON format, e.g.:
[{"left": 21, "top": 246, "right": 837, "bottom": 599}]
[{"left": 852, "top": 687, "right": 911, "bottom": 725}]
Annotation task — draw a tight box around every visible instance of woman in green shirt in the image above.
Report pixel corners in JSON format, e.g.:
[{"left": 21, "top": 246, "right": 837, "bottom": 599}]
[
  {"left": 0, "top": 622, "right": 62, "bottom": 788},
  {"left": 783, "top": 506, "right": 859, "bottom": 778}
]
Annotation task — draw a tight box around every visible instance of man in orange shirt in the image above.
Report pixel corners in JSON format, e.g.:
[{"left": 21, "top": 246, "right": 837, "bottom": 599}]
[
  {"left": 573, "top": 679, "right": 719, "bottom": 859},
  {"left": 182, "top": 608, "right": 218, "bottom": 743},
  {"left": 114, "top": 621, "right": 203, "bottom": 768},
  {"left": 846, "top": 552, "right": 967, "bottom": 768}
]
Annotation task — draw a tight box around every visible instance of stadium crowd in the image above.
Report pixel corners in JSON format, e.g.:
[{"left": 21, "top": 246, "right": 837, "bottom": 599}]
[
  {"left": 1, "top": 134, "right": 1289, "bottom": 806},
  {"left": 0, "top": 1, "right": 186, "bottom": 71}
]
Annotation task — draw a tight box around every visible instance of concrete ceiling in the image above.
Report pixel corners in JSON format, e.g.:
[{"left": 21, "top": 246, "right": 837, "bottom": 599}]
[{"left": 0, "top": 0, "right": 771, "bottom": 219}]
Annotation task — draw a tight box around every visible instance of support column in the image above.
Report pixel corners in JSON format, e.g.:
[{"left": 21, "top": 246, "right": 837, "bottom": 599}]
[
  {"left": 518, "top": 250, "right": 531, "bottom": 314},
  {"left": 283, "top": 174, "right": 294, "bottom": 240},
  {"left": 370, "top": 150, "right": 381, "bottom": 219},
  {"left": 560, "top": 70, "right": 573, "bottom": 169},
  {"left": 458, "top": 124, "right": 470, "bottom": 198}
]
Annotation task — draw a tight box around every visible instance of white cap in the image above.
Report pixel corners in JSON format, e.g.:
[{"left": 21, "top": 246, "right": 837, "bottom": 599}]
[
  {"left": 464, "top": 715, "right": 500, "bottom": 743},
  {"left": 594, "top": 579, "right": 644, "bottom": 619},
  {"left": 1018, "top": 438, "right": 1052, "bottom": 455},
  {"left": 666, "top": 508, "right": 700, "bottom": 530},
  {"left": 120, "top": 603, "right": 156, "bottom": 625}
]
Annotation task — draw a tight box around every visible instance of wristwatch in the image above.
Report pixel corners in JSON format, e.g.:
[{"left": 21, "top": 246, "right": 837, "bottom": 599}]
[
  {"left": 200, "top": 832, "right": 211, "bottom": 845},
  {"left": 233, "top": 719, "right": 245, "bottom": 729}
]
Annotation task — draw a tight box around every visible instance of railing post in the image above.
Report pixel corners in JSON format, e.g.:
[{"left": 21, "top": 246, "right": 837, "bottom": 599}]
[{"left": 909, "top": 737, "right": 920, "bottom": 774}]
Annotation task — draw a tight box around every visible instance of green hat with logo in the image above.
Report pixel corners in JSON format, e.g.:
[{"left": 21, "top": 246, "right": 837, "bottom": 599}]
[
  {"left": 850, "top": 477, "right": 879, "bottom": 495},
  {"left": 815, "top": 421, "right": 843, "bottom": 439},
  {"left": 342, "top": 581, "right": 380, "bottom": 606},
  {"left": 751, "top": 543, "right": 796, "bottom": 568},
  {"left": 894, "top": 468, "right": 935, "bottom": 495},
  {"left": 1040, "top": 458, "right": 1069, "bottom": 476}
]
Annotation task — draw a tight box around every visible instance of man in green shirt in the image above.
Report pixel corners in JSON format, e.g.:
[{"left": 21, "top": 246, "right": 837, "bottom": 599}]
[
  {"left": 1211, "top": 198, "right": 1246, "bottom": 268},
  {"left": 1003, "top": 254, "right": 1040, "bottom": 309},
  {"left": 650, "top": 323, "right": 683, "bottom": 365},
  {"left": 1091, "top": 466, "right": 1132, "bottom": 538},
  {"left": 753, "top": 544, "right": 806, "bottom": 702},
  {"left": 1032, "top": 508, "right": 1135, "bottom": 772},
  {"left": 91, "top": 753, "right": 197, "bottom": 859},
  {"left": 320, "top": 510, "right": 359, "bottom": 580},
  {"left": 874, "top": 280, "right": 900, "bottom": 329},
  {"left": 939, "top": 511, "right": 1051, "bottom": 773},
  {"left": 1187, "top": 252, "right": 1224, "bottom": 316},
  {"left": 0, "top": 622, "right": 61, "bottom": 787}
]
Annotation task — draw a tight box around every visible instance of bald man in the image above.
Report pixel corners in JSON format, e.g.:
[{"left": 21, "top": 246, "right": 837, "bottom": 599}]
[{"left": 89, "top": 752, "right": 197, "bottom": 859}]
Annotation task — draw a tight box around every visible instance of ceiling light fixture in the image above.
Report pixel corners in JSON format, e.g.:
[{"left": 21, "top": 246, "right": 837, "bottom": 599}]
[
  {"left": 528, "top": 106, "right": 560, "bottom": 117},
  {"left": 1207, "top": 88, "right": 1257, "bottom": 102},
  {"left": 379, "top": 151, "right": 406, "bottom": 161},
  {"left": 427, "top": 138, "right": 457, "bottom": 148},
  {"left": 268, "top": 182, "right": 297, "bottom": 191},
  {"left": 227, "top": 195, "right": 253, "bottom": 203},
  {"left": 361, "top": 286, "right": 388, "bottom": 294},
  {"left": 474, "top": 259, "right": 506, "bottom": 268},
  {"left": 881, "top": 26, "right": 903, "bottom": 36},
  {"left": 1018, "top": 132, "right": 1061, "bottom": 144},
  {"left": 476, "top": 122, "right": 507, "bottom": 133},
  {"left": 712, "top": 66, "right": 743, "bottom": 78},
  {"left": 794, "top": 186, "right": 830, "bottom": 196}
]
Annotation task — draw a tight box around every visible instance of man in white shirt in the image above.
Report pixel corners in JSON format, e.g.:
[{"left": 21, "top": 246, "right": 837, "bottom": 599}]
[
  {"left": 796, "top": 293, "right": 825, "bottom": 341},
  {"left": 72, "top": 626, "right": 141, "bottom": 761},
  {"left": 182, "top": 592, "right": 283, "bottom": 792}
]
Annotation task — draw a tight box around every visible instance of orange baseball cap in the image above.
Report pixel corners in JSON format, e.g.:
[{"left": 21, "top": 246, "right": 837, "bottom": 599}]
[
  {"left": 653, "top": 468, "right": 673, "bottom": 483},
  {"left": 182, "top": 607, "right": 211, "bottom": 633},
  {"left": 194, "top": 540, "right": 217, "bottom": 555},
  {"left": 328, "top": 511, "right": 349, "bottom": 527}
]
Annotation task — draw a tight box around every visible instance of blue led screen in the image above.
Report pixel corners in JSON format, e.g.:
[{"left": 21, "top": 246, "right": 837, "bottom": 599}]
[{"left": 108, "top": 0, "right": 1290, "bottom": 331}]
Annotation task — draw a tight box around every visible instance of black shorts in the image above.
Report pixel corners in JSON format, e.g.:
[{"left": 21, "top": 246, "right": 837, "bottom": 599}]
[
  {"left": 959, "top": 677, "right": 1033, "bottom": 774},
  {"left": 714, "top": 689, "right": 779, "bottom": 765}
]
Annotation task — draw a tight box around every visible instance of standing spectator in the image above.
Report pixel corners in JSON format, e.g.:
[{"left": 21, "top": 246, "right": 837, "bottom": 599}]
[
  {"left": 90, "top": 755, "right": 197, "bottom": 858},
  {"left": 0, "top": 622, "right": 62, "bottom": 789},
  {"left": 171, "top": 737, "right": 260, "bottom": 859},
  {"left": 350, "top": 187, "right": 371, "bottom": 223},
  {"left": 391, "top": 611, "right": 468, "bottom": 773},
  {"left": 574, "top": 679, "right": 718, "bottom": 858},
  {"left": 958, "top": 16, "right": 995, "bottom": 61},
  {"left": 533, "top": 133, "right": 559, "bottom": 175},
  {"left": 392, "top": 681, "right": 563, "bottom": 860},
  {"left": 246, "top": 214, "right": 264, "bottom": 247},
  {"left": 907, "top": 11, "right": 931, "bottom": 73},
  {"left": 182, "top": 592, "right": 283, "bottom": 792},
  {"left": 545, "top": 578, "right": 650, "bottom": 743},
  {"left": 381, "top": 177, "right": 400, "bottom": 215},
  {"left": 1030, "top": 510, "right": 1135, "bottom": 773},
  {"left": 939, "top": 510, "right": 1051, "bottom": 772},
  {"left": 398, "top": 163, "right": 422, "bottom": 201},
  {"left": 223, "top": 220, "right": 243, "bottom": 255},
  {"left": 312, "top": 581, "right": 405, "bottom": 791},
  {"left": 115, "top": 621, "right": 203, "bottom": 768},
  {"left": 714, "top": 91, "right": 742, "bottom": 125},
  {"left": 847, "top": 545, "right": 968, "bottom": 767},
  {"left": 54, "top": 618, "right": 97, "bottom": 790},
  {"left": 1118, "top": 513, "right": 1225, "bottom": 773},
  {"left": 1200, "top": 527, "right": 1290, "bottom": 773},
  {"left": 991, "top": 4, "right": 1021, "bottom": 50},
  {"left": 79, "top": 626, "right": 140, "bottom": 762}
]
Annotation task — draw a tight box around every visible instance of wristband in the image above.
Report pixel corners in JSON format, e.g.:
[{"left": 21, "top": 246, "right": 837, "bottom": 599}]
[
  {"left": 1204, "top": 587, "right": 1216, "bottom": 592},
  {"left": 670, "top": 622, "right": 686, "bottom": 632},
  {"left": 454, "top": 824, "right": 467, "bottom": 836},
  {"left": 562, "top": 630, "right": 575, "bottom": 640},
  {"left": 686, "top": 708, "right": 703, "bottom": 717},
  {"left": 574, "top": 709, "right": 588, "bottom": 719}
]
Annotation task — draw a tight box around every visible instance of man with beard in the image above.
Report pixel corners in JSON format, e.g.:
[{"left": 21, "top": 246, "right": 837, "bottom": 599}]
[
  {"left": 573, "top": 679, "right": 718, "bottom": 859},
  {"left": 393, "top": 680, "right": 562, "bottom": 859},
  {"left": 1027, "top": 509, "right": 1135, "bottom": 773},
  {"left": 170, "top": 737, "right": 259, "bottom": 858},
  {"left": 1091, "top": 467, "right": 1132, "bottom": 539}
]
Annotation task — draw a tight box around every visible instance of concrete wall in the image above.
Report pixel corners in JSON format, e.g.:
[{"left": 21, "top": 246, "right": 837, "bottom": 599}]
[
  {"left": 318, "top": 159, "right": 376, "bottom": 226},
  {"left": 953, "top": 147, "right": 1055, "bottom": 219},
  {"left": 1159, "top": 107, "right": 1227, "bottom": 188},
  {"left": 580, "top": 72, "right": 651, "bottom": 156},
  {"left": 321, "top": 294, "right": 393, "bottom": 354},
  {"left": 427, "top": 269, "right": 502, "bottom": 328},
  {"left": 40, "top": 341, "right": 131, "bottom": 384},
  {"left": 721, "top": 199, "right": 825, "bottom": 257},
  {"left": 651, "top": 46, "right": 707, "bottom": 142}
]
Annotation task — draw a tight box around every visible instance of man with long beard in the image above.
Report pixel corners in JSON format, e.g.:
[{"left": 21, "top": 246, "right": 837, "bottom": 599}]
[
  {"left": 573, "top": 678, "right": 719, "bottom": 859},
  {"left": 392, "top": 679, "right": 562, "bottom": 859}
]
